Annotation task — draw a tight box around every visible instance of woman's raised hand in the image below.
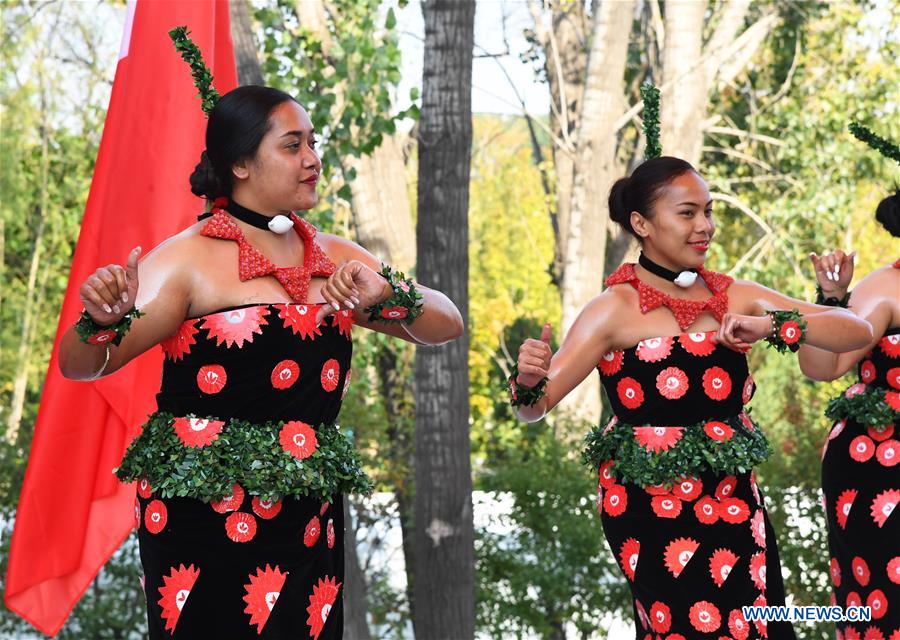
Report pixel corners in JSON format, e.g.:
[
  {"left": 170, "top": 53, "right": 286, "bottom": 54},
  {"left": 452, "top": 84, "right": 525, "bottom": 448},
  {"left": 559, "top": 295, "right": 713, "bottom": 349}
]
[
  {"left": 516, "top": 323, "right": 553, "bottom": 387},
  {"left": 809, "top": 249, "right": 855, "bottom": 298},
  {"left": 79, "top": 246, "right": 141, "bottom": 326}
]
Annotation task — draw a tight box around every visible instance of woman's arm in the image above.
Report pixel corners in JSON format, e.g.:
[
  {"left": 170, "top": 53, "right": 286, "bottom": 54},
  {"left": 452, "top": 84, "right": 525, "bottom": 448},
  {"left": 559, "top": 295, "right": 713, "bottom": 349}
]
[
  {"left": 798, "top": 266, "right": 898, "bottom": 380},
  {"left": 730, "top": 280, "right": 873, "bottom": 353},
  {"left": 514, "top": 290, "right": 620, "bottom": 422},
  {"left": 317, "top": 235, "right": 464, "bottom": 346},
  {"left": 58, "top": 239, "right": 194, "bottom": 380}
]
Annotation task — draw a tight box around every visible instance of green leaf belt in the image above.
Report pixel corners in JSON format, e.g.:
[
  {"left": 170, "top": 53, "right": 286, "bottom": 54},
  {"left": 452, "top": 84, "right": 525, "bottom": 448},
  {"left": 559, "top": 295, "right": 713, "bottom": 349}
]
[
  {"left": 582, "top": 412, "right": 772, "bottom": 488},
  {"left": 116, "top": 411, "right": 373, "bottom": 503},
  {"left": 826, "top": 385, "right": 899, "bottom": 429}
]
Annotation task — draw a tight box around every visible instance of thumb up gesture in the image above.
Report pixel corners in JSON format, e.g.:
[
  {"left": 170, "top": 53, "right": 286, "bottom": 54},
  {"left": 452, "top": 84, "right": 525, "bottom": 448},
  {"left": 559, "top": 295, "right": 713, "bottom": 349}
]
[
  {"left": 516, "top": 323, "right": 553, "bottom": 387},
  {"left": 79, "top": 246, "right": 141, "bottom": 326}
]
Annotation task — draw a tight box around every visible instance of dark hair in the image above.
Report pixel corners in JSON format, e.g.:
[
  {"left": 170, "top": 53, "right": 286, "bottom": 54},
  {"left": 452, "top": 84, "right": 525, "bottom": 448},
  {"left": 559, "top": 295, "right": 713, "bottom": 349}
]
[
  {"left": 875, "top": 187, "right": 900, "bottom": 238},
  {"left": 189, "top": 85, "right": 298, "bottom": 199},
  {"left": 608, "top": 156, "right": 698, "bottom": 239}
]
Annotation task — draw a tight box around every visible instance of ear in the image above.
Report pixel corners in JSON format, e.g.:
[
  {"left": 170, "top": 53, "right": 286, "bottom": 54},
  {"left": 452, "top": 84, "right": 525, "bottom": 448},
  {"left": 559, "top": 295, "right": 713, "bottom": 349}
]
[
  {"left": 630, "top": 211, "right": 650, "bottom": 238},
  {"left": 232, "top": 158, "right": 250, "bottom": 181}
]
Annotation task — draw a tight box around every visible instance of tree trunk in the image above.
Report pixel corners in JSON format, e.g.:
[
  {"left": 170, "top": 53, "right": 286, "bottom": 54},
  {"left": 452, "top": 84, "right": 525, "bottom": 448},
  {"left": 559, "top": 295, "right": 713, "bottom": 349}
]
[
  {"left": 555, "top": 0, "right": 635, "bottom": 427},
  {"left": 342, "top": 498, "right": 372, "bottom": 640},
  {"left": 230, "top": 0, "right": 264, "bottom": 86},
  {"left": 413, "top": 1, "right": 476, "bottom": 637}
]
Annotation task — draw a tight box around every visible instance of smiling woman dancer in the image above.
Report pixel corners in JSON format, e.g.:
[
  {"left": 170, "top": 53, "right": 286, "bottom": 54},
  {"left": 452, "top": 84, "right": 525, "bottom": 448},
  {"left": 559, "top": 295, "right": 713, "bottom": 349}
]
[
  {"left": 509, "top": 156, "right": 872, "bottom": 639},
  {"left": 58, "top": 83, "right": 463, "bottom": 638}
]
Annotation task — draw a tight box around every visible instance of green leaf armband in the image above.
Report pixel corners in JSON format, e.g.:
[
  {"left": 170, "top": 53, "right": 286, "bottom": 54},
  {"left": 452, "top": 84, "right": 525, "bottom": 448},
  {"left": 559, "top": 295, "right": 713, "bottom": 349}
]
[
  {"left": 765, "top": 309, "right": 807, "bottom": 354},
  {"left": 815, "top": 284, "right": 851, "bottom": 308},
  {"left": 75, "top": 308, "right": 144, "bottom": 347},
  {"left": 364, "top": 265, "right": 424, "bottom": 325},
  {"left": 507, "top": 364, "right": 548, "bottom": 407}
]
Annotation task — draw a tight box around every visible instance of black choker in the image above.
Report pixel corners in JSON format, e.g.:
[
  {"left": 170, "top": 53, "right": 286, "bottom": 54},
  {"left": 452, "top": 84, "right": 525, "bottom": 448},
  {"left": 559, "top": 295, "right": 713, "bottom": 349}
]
[
  {"left": 638, "top": 252, "right": 698, "bottom": 288},
  {"left": 227, "top": 201, "right": 293, "bottom": 232}
]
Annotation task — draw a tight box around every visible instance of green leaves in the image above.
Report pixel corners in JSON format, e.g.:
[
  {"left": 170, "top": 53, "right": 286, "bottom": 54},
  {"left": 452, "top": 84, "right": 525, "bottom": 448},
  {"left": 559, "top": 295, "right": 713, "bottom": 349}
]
[
  {"left": 849, "top": 122, "right": 900, "bottom": 164},
  {"left": 825, "top": 386, "right": 898, "bottom": 427},
  {"left": 168, "top": 26, "right": 220, "bottom": 116},
  {"left": 640, "top": 81, "right": 661, "bottom": 160}
]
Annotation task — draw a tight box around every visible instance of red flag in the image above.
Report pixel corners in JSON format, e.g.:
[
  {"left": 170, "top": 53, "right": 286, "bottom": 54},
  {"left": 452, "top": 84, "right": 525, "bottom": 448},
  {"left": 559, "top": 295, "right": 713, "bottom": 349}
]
[{"left": 5, "top": 1, "right": 237, "bottom": 634}]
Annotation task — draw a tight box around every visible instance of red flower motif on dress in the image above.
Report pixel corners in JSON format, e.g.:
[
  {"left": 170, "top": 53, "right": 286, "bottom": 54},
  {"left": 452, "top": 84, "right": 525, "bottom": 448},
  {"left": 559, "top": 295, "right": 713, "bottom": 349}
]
[
  {"left": 879, "top": 334, "right": 900, "bottom": 358},
  {"left": 598, "top": 350, "right": 624, "bottom": 376},
  {"left": 851, "top": 556, "right": 870, "bottom": 586},
  {"left": 326, "top": 518, "right": 336, "bottom": 549},
  {"left": 871, "top": 489, "right": 899, "bottom": 528},
  {"left": 644, "top": 482, "right": 669, "bottom": 496},
  {"left": 243, "top": 564, "right": 288, "bottom": 634},
  {"left": 751, "top": 510, "right": 766, "bottom": 548},
  {"left": 280, "top": 421, "right": 318, "bottom": 460},
  {"left": 633, "top": 426, "right": 683, "bottom": 453},
  {"left": 332, "top": 309, "right": 353, "bottom": 338},
  {"left": 877, "top": 439, "right": 900, "bottom": 467},
  {"left": 87, "top": 329, "right": 117, "bottom": 345},
  {"left": 739, "top": 412, "right": 755, "bottom": 432},
  {"left": 860, "top": 360, "right": 877, "bottom": 383},
  {"left": 702, "top": 367, "right": 732, "bottom": 401},
  {"left": 869, "top": 424, "right": 895, "bottom": 442},
  {"left": 720, "top": 497, "right": 751, "bottom": 524},
  {"left": 320, "top": 501, "right": 330, "bottom": 516},
  {"left": 134, "top": 498, "right": 141, "bottom": 529},
  {"left": 201, "top": 306, "right": 270, "bottom": 348},
  {"left": 649, "top": 601, "right": 672, "bottom": 633},
  {"left": 137, "top": 477, "right": 153, "bottom": 499},
  {"left": 197, "top": 364, "right": 227, "bottom": 394},
  {"left": 211, "top": 484, "right": 246, "bottom": 513},
  {"left": 651, "top": 495, "right": 683, "bottom": 518},
  {"left": 850, "top": 435, "right": 875, "bottom": 462},
  {"left": 271, "top": 360, "right": 300, "bottom": 390},
  {"left": 709, "top": 548, "right": 738, "bottom": 587},
  {"left": 830, "top": 557, "right": 842, "bottom": 587},
  {"left": 306, "top": 576, "right": 342, "bottom": 640},
  {"left": 847, "top": 591, "right": 862, "bottom": 608},
  {"left": 704, "top": 421, "right": 733, "bottom": 442},
  {"left": 277, "top": 304, "right": 322, "bottom": 340},
  {"left": 619, "top": 538, "right": 640, "bottom": 581},
  {"left": 886, "top": 391, "right": 900, "bottom": 411},
  {"left": 342, "top": 368, "right": 352, "bottom": 399},
  {"left": 780, "top": 320, "right": 802, "bottom": 344},
  {"left": 887, "top": 556, "right": 900, "bottom": 584},
  {"left": 252, "top": 496, "right": 283, "bottom": 520},
  {"left": 173, "top": 417, "right": 224, "bottom": 448},
  {"left": 694, "top": 496, "right": 720, "bottom": 524},
  {"left": 634, "top": 599, "right": 650, "bottom": 630},
  {"left": 145, "top": 500, "right": 167, "bottom": 534},
  {"left": 728, "top": 608, "right": 750, "bottom": 640},
  {"left": 617, "top": 377, "right": 644, "bottom": 409},
  {"left": 749, "top": 551, "right": 767, "bottom": 590},
  {"left": 598, "top": 460, "right": 617, "bottom": 489},
  {"left": 689, "top": 600, "right": 721, "bottom": 633},
  {"left": 672, "top": 477, "right": 702, "bottom": 501},
  {"left": 157, "top": 564, "right": 199, "bottom": 632},
  {"left": 866, "top": 589, "right": 888, "bottom": 620},
  {"left": 664, "top": 537, "right": 698, "bottom": 577},
  {"left": 603, "top": 484, "right": 628, "bottom": 517},
  {"left": 846, "top": 382, "right": 867, "bottom": 398},
  {"left": 636, "top": 336, "right": 673, "bottom": 363},
  {"left": 161, "top": 320, "right": 200, "bottom": 361},
  {"left": 225, "top": 512, "right": 258, "bottom": 543},
  {"left": 381, "top": 306, "right": 408, "bottom": 320},
  {"left": 715, "top": 476, "right": 737, "bottom": 500},
  {"left": 889, "top": 367, "right": 900, "bottom": 390},
  {"left": 753, "top": 594, "right": 767, "bottom": 636},
  {"left": 320, "top": 358, "right": 340, "bottom": 392},
  {"left": 742, "top": 375, "right": 755, "bottom": 404},
  {"left": 304, "top": 516, "right": 322, "bottom": 547},
  {"left": 830, "top": 419, "right": 848, "bottom": 441},
  {"left": 656, "top": 367, "right": 689, "bottom": 399},
  {"left": 843, "top": 627, "right": 860, "bottom": 640},
  {"left": 836, "top": 488, "right": 857, "bottom": 529},
  {"left": 679, "top": 331, "right": 716, "bottom": 357}
]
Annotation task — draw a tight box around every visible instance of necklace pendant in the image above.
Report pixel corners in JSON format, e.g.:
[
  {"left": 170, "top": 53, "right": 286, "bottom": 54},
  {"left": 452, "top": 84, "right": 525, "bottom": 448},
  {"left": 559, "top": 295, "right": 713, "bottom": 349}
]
[
  {"left": 267, "top": 215, "right": 294, "bottom": 234},
  {"left": 673, "top": 271, "right": 698, "bottom": 288}
]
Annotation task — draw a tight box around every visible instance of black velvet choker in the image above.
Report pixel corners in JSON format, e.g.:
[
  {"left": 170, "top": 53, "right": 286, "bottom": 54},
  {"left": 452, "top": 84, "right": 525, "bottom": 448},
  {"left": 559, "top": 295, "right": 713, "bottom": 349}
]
[
  {"left": 225, "top": 200, "right": 283, "bottom": 231},
  {"left": 638, "top": 252, "right": 698, "bottom": 288}
]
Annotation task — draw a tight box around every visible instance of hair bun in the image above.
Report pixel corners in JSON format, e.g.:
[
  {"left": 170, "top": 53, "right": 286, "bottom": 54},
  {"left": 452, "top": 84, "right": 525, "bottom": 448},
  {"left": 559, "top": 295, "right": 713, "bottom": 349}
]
[
  {"left": 189, "top": 151, "right": 222, "bottom": 199},
  {"left": 875, "top": 188, "right": 900, "bottom": 238}
]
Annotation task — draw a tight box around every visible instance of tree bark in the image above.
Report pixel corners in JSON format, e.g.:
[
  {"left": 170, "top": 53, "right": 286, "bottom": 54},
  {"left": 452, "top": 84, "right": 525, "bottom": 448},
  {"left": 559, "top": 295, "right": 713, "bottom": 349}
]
[
  {"left": 229, "top": 0, "right": 264, "bottom": 86},
  {"left": 342, "top": 498, "right": 372, "bottom": 640},
  {"left": 413, "top": 0, "right": 476, "bottom": 637}
]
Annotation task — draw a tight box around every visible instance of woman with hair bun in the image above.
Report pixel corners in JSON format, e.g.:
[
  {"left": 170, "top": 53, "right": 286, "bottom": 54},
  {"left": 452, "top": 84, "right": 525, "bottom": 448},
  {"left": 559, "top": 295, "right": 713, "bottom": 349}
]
[
  {"left": 799, "top": 189, "right": 900, "bottom": 639},
  {"left": 509, "top": 156, "right": 872, "bottom": 639},
  {"left": 58, "top": 84, "right": 464, "bottom": 638}
]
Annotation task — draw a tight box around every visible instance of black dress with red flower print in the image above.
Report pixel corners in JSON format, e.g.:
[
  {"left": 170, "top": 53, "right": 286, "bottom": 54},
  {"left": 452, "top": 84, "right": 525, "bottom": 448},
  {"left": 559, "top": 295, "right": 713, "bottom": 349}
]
[
  {"left": 127, "top": 213, "right": 357, "bottom": 639},
  {"left": 821, "top": 327, "right": 900, "bottom": 639},
  {"left": 590, "top": 264, "right": 796, "bottom": 639}
]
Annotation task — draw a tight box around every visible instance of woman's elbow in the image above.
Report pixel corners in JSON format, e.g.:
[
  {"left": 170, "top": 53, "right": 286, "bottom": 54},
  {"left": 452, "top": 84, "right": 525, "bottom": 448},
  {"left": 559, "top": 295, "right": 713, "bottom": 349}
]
[{"left": 846, "top": 318, "right": 874, "bottom": 352}]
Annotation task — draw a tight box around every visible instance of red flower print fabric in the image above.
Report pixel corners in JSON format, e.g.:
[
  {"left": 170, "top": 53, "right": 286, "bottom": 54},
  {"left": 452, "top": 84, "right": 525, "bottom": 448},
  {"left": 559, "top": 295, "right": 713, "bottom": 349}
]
[
  {"left": 201, "top": 306, "right": 270, "bottom": 348},
  {"left": 157, "top": 564, "right": 200, "bottom": 632},
  {"left": 306, "top": 576, "right": 342, "bottom": 640},
  {"left": 243, "top": 565, "right": 288, "bottom": 634},
  {"left": 280, "top": 421, "right": 318, "bottom": 460}
]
